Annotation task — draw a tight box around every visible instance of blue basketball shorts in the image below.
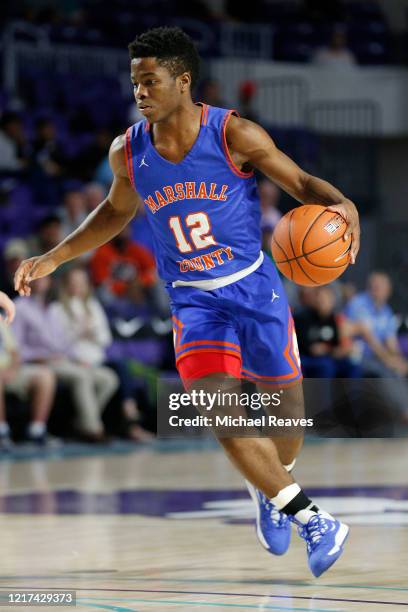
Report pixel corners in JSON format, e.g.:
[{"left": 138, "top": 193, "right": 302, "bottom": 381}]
[{"left": 167, "top": 255, "right": 302, "bottom": 389}]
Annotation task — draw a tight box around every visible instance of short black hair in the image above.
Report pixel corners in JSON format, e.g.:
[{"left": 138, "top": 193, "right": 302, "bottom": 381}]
[{"left": 128, "top": 26, "right": 200, "bottom": 90}]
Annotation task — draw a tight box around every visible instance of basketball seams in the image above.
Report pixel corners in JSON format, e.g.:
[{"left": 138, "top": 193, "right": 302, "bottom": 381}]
[
  {"left": 300, "top": 206, "right": 328, "bottom": 258},
  {"left": 274, "top": 234, "right": 344, "bottom": 264},
  {"left": 271, "top": 236, "right": 293, "bottom": 280},
  {"left": 288, "top": 209, "right": 318, "bottom": 285},
  {"left": 303, "top": 241, "right": 351, "bottom": 268},
  {"left": 302, "top": 260, "right": 349, "bottom": 270}
]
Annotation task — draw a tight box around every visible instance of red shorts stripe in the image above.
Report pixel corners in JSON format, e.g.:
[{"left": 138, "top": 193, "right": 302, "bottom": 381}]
[
  {"left": 176, "top": 347, "right": 241, "bottom": 363},
  {"left": 177, "top": 351, "right": 242, "bottom": 389},
  {"left": 175, "top": 339, "right": 241, "bottom": 353}
]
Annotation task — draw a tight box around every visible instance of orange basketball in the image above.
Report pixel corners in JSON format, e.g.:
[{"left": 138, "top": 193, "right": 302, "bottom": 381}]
[{"left": 271, "top": 204, "right": 351, "bottom": 286}]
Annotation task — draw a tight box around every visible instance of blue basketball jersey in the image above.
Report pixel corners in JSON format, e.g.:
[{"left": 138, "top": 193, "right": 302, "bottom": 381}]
[{"left": 124, "top": 104, "right": 262, "bottom": 282}]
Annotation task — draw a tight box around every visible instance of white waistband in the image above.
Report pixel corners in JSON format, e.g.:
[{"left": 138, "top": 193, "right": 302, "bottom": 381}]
[{"left": 171, "top": 251, "right": 264, "bottom": 291}]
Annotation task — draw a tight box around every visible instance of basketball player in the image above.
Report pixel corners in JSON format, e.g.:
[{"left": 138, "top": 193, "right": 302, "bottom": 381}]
[{"left": 14, "top": 27, "right": 360, "bottom": 577}]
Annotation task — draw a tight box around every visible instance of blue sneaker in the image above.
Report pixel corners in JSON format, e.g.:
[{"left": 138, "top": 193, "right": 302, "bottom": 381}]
[
  {"left": 246, "top": 481, "right": 291, "bottom": 555},
  {"left": 296, "top": 512, "right": 349, "bottom": 577}
]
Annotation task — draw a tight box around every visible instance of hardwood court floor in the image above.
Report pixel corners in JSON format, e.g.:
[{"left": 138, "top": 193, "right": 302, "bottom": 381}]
[{"left": 0, "top": 438, "right": 406, "bottom": 611}]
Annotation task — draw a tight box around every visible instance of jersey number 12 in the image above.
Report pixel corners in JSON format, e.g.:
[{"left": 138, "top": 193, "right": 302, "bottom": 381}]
[{"left": 169, "top": 212, "right": 216, "bottom": 253}]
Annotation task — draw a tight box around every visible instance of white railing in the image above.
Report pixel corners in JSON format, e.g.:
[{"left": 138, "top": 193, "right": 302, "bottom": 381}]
[
  {"left": 219, "top": 23, "right": 273, "bottom": 59},
  {"left": 2, "top": 21, "right": 50, "bottom": 93}
]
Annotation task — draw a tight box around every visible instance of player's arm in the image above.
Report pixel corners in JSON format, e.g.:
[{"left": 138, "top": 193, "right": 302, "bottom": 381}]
[
  {"left": 14, "top": 135, "right": 142, "bottom": 296},
  {"left": 226, "top": 115, "right": 360, "bottom": 263}
]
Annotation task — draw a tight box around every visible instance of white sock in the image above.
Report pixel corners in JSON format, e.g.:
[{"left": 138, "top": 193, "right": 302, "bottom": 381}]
[
  {"left": 272, "top": 483, "right": 321, "bottom": 524},
  {"left": 283, "top": 458, "right": 297, "bottom": 472},
  {"left": 271, "top": 483, "right": 301, "bottom": 510},
  {"left": 28, "top": 422, "right": 46, "bottom": 437},
  {"left": 0, "top": 422, "right": 10, "bottom": 436}
]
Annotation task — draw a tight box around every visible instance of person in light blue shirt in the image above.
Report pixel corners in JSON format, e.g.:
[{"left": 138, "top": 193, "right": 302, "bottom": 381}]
[
  {"left": 344, "top": 271, "right": 408, "bottom": 424},
  {"left": 344, "top": 271, "right": 408, "bottom": 377}
]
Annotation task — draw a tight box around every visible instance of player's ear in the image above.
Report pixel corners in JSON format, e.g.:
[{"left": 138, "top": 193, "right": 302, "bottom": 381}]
[{"left": 178, "top": 72, "right": 191, "bottom": 93}]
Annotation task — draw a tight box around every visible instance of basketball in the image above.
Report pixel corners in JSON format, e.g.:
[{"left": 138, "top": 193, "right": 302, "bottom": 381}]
[{"left": 271, "top": 204, "right": 351, "bottom": 286}]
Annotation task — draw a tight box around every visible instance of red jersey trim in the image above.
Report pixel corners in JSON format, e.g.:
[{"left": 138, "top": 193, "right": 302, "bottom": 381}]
[
  {"left": 125, "top": 127, "right": 135, "bottom": 189},
  {"left": 222, "top": 110, "right": 254, "bottom": 179}
]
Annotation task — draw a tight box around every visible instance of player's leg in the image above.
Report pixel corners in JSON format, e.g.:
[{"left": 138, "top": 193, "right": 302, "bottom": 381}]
[
  {"left": 236, "top": 256, "right": 348, "bottom": 574},
  {"left": 171, "top": 282, "right": 348, "bottom": 576},
  {"left": 259, "top": 380, "right": 304, "bottom": 466},
  {"left": 188, "top": 371, "right": 347, "bottom": 576},
  {"left": 245, "top": 381, "right": 304, "bottom": 555},
  {"left": 199, "top": 376, "right": 294, "bottom": 495}
]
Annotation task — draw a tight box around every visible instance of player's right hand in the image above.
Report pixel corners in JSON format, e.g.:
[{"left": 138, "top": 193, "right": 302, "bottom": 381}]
[{"left": 14, "top": 255, "right": 58, "bottom": 297}]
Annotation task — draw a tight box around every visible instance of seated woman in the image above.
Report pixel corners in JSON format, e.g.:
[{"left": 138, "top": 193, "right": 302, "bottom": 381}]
[{"left": 52, "top": 267, "right": 153, "bottom": 441}]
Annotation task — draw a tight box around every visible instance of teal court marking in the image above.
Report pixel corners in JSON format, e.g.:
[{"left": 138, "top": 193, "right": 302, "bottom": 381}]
[
  {"left": 79, "top": 604, "right": 138, "bottom": 612},
  {"left": 78, "top": 597, "right": 345, "bottom": 611}
]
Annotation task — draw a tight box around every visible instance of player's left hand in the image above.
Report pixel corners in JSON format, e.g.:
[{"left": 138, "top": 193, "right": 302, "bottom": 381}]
[
  {"left": 0, "top": 291, "right": 15, "bottom": 324},
  {"left": 327, "top": 199, "right": 360, "bottom": 264}
]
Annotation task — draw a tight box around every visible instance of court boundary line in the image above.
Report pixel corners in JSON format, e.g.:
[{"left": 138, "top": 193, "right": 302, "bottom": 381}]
[{"left": 0, "top": 586, "right": 406, "bottom": 607}]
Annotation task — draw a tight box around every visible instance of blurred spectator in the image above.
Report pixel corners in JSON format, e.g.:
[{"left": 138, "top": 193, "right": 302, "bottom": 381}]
[
  {"left": 0, "top": 112, "right": 30, "bottom": 173},
  {"left": 259, "top": 179, "right": 282, "bottom": 230},
  {"left": 30, "top": 117, "right": 67, "bottom": 206},
  {"left": 287, "top": 285, "right": 319, "bottom": 316},
  {"left": 27, "top": 215, "right": 64, "bottom": 256},
  {"left": 295, "top": 285, "right": 359, "bottom": 378},
  {"left": 0, "top": 319, "right": 56, "bottom": 449},
  {"left": 51, "top": 267, "right": 113, "bottom": 368},
  {"left": 31, "top": 117, "right": 66, "bottom": 178},
  {"left": 261, "top": 220, "right": 274, "bottom": 260},
  {"left": 93, "top": 155, "right": 113, "bottom": 188},
  {"left": 344, "top": 272, "right": 408, "bottom": 377},
  {"left": 238, "top": 80, "right": 258, "bottom": 122},
  {"left": 312, "top": 28, "right": 356, "bottom": 69},
  {"left": 198, "top": 78, "right": 227, "bottom": 107},
  {"left": 340, "top": 281, "right": 357, "bottom": 308},
  {"left": 344, "top": 271, "right": 408, "bottom": 422},
  {"left": 90, "top": 226, "right": 157, "bottom": 306},
  {"left": 70, "top": 127, "right": 112, "bottom": 181},
  {"left": 12, "top": 276, "right": 118, "bottom": 441},
  {"left": 0, "top": 239, "right": 29, "bottom": 296},
  {"left": 60, "top": 187, "right": 87, "bottom": 237},
  {"left": 53, "top": 266, "right": 154, "bottom": 441},
  {"left": 83, "top": 182, "right": 106, "bottom": 212}
]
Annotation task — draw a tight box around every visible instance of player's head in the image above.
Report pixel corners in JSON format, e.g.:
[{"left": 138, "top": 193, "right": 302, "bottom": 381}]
[{"left": 128, "top": 26, "right": 200, "bottom": 123}]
